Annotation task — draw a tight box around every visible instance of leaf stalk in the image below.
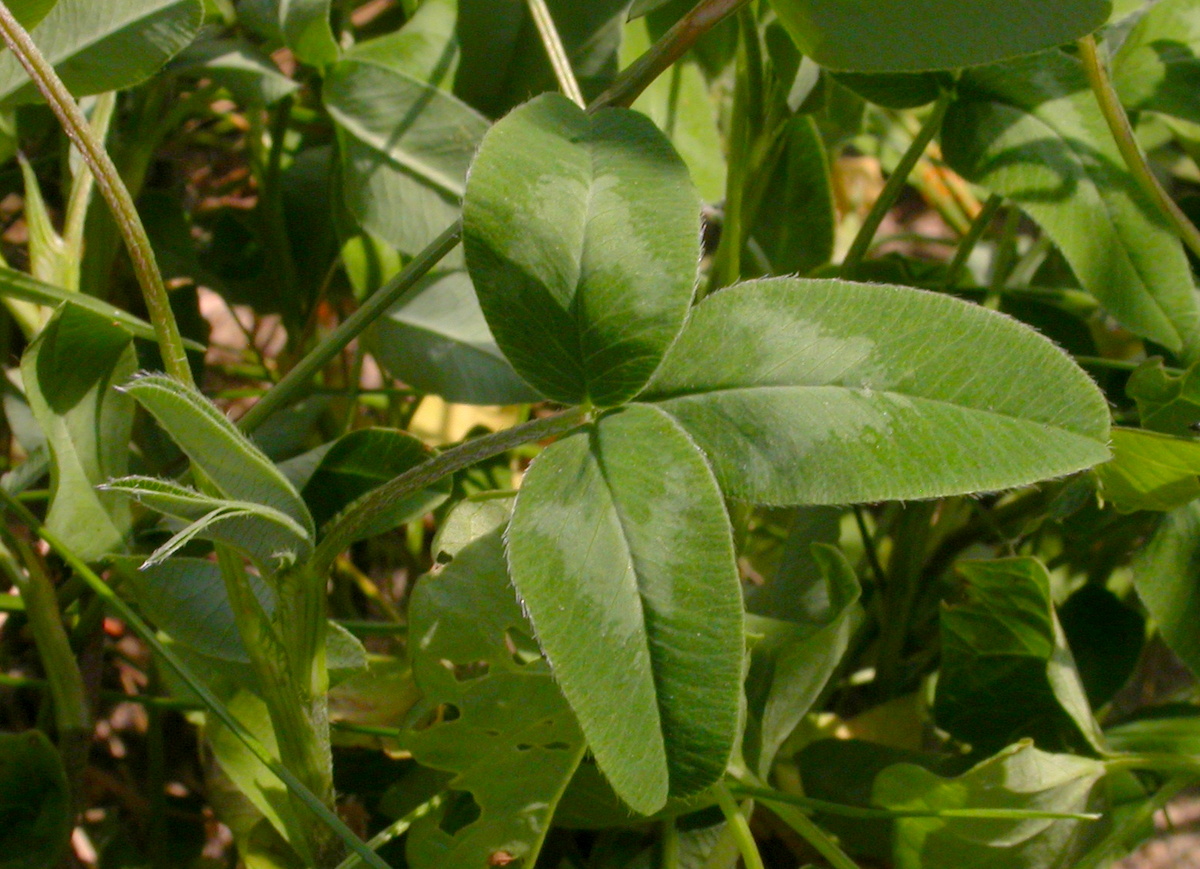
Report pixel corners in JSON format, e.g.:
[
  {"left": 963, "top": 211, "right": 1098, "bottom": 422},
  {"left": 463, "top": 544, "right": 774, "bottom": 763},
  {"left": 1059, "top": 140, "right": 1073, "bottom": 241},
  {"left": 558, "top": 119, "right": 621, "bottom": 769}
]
[
  {"left": 841, "top": 91, "right": 952, "bottom": 279},
  {"left": 314, "top": 406, "right": 591, "bottom": 571},
  {"left": 1078, "top": 35, "right": 1200, "bottom": 268},
  {"left": 0, "top": 2, "right": 193, "bottom": 385},
  {"left": 526, "top": 0, "right": 585, "bottom": 108}
]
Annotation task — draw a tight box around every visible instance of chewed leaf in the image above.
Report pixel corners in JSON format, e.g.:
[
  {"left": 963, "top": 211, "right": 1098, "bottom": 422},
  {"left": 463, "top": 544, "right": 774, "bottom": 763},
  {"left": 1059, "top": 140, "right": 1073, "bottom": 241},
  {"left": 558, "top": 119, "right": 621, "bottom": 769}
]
[
  {"left": 404, "top": 499, "right": 585, "bottom": 869},
  {"left": 103, "top": 476, "right": 312, "bottom": 570},
  {"left": 874, "top": 742, "right": 1106, "bottom": 869},
  {"left": 643, "top": 278, "right": 1111, "bottom": 506},
  {"left": 121, "top": 374, "right": 314, "bottom": 536}
]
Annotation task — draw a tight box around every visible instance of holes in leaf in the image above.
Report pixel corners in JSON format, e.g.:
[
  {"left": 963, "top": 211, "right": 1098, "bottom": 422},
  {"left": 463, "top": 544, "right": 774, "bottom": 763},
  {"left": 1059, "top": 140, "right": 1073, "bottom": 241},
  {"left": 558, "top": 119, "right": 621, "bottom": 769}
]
[
  {"left": 504, "top": 627, "right": 542, "bottom": 666},
  {"left": 543, "top": 742, "right": 570, "bottom": 751},
  {"left": 516, "top": 743, "right": 533, "bottom": 752},
  {"left": 439, "top": 659, "right": 490, "bottom": 682},
  {"left": 435, "top": 550, "right": 454, "bottom": 566},
  {"left": 411, "top": 703, "right": 461, "bottom": 732},
  {"left": 439, "top": 789, "right": 482, "bottom": 836}
]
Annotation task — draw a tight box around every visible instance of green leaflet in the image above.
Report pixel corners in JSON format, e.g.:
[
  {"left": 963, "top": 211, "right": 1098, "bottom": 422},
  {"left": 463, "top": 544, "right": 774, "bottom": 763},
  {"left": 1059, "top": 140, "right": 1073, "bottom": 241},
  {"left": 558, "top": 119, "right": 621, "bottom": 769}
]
[
  {"left": 942, "top": 51, "right": 1200, "bottom": 359},
  {"left": 0, "top": 0, "right": 204, "bottom": 105},
  {"left": 367, "top": 270, "right": 541, "bottom": 406},
  {"left": 120, "top": 374, "right": 314, "bottom": 537},
  {"left": 768, "top": 0, "right": 1111, "bottom": 73},
  {"left": 744, "top": 544, "right": 862, "bottom": 777},
  {"left": 1133, "top": 501, "right": 1200, "bottom": 679},
  {"left": 453, "top": 0, "right": 629, "bottom": 118},
  {"left": 113, "top": 557, "right": 272, "bottom": 663},
  {"left": 934, "top": 558, "right": 1104, "bottom": 755},
  {"left": 874, "top": 743, "right": 1106, "bottom": 869},
  {"left": 403, "top": 499, "right": 585, "bottom": 868},
  {"left": 102, "top": 476, "right": 312, "bottom": 569},
  {"left": 643, "top": 278, "right": 1111, "bottom": 506},
  {"left": 342, "top": 0, "right": 458, "bottom": 89},
  {"left": 1095, "top": 427, "right": 1200, "bottom": 512},
  {"left": 276, "top": 0, "right": 338, "bottom": 66},
  {"left": 1127, "top": 358, "right": 1200, "bottom": 438},
  {"left": 1106, "top": 706, "right": 1200, "bottom": 756},
  {"left": 168, "top": 37, "right": 300, "bottom": 106},
  {"left": 1113, "top": 0, "right": 1200, "bottom": 126},
  {"left": 0, "top": 730, "right": 71, "bottom": 869},
  {"left": 21, "top": 306, "right": 135, "bottom": 562},
  {"left": 325, "top": 55, "right": 487, "bottom": 256},
  {"left": 506, "top": 405, "right": 743, "bottom": 815},
  {"left": 464, "top": 93, "right": 701, "bottom": 407}
]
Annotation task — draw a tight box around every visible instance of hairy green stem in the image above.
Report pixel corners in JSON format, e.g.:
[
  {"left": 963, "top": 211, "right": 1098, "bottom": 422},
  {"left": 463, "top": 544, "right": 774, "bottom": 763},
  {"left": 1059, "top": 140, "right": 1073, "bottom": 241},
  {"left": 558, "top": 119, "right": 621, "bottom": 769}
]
[
  {"left": 527, "top": 0, "right": 585, "bottom": 107},
  {"left": 214, "top": 550, "right": 336, "bottom": 865},
  {"left": 1078, "top": 35, "right": 1200, "bottom": 265},
  {"left": 315, "top": 406, "right": 591, "bottom": 571},
  {"left": 591, "top": 0, "right": 751, "bottom": 110},
  {"left": 0, "top": 2, "right": 193, "bottom": 385},
  {"left": 0, "top": 489, "right": 392, "bottom": 869},
  {"left": 713, "top": 781, "right": 766, "bottom": 869},
  {"left": 841, "top": 92, "right": 952, "bottom": 279}
]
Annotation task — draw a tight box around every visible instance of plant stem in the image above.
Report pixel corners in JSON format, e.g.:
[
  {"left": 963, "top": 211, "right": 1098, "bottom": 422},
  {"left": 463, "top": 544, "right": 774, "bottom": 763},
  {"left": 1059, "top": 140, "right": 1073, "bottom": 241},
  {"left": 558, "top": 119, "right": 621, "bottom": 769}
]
[
  {"left": 315, "top": 406, "right": 591, "bottom": 571},
  {"left": 732, "top": 784, "right": 1099, "bottom": 820},
  {"left": 712, "top": 9, "right": 758, "bottom": 290},
  {"left": 0, "top": 2, "right": 193, "bottom": 385},
  {"left": 1074, "top": 774, "right": 1195, "bottom": 869},
  {"left": 526, "top": 0, "right": 585, "bottom": 108},
  {"left": 335, "top": 793, "right": 445, "bottom": 869},
  {"left": 0, "top": 489, "right": 392, "bottom": 869},
  {"left": 0, "top": 532, "right": 90, "bottom": 808},
  {"left": 237, "top": 221, "right": 462, "bottom": 432},
  {"left": 214, "top": 549, "right": 335, "bottom": 865},
  {"left": 874, "top": 501, "right": 937, "bottom": 698},
  {"left": 841, "top": 92, "right": 952, "bottom": 279},
  {"left": 660, "top": 817, "right": 680, "bottom": 869},
  {"left": 1078, "top": 34, "right": 1200, "bottom": 266},
  {"left": 759, "top": 798, "right": 861, "bottom": 869},
  {"left": 590, "top": 0, "right": 751, "bottom": 110},
  {"left": 943, "top": 193, "right": 1002, "bottom": 288},
  {"left": 713, "top": 781, "right": 765, "bottom": 869}
]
